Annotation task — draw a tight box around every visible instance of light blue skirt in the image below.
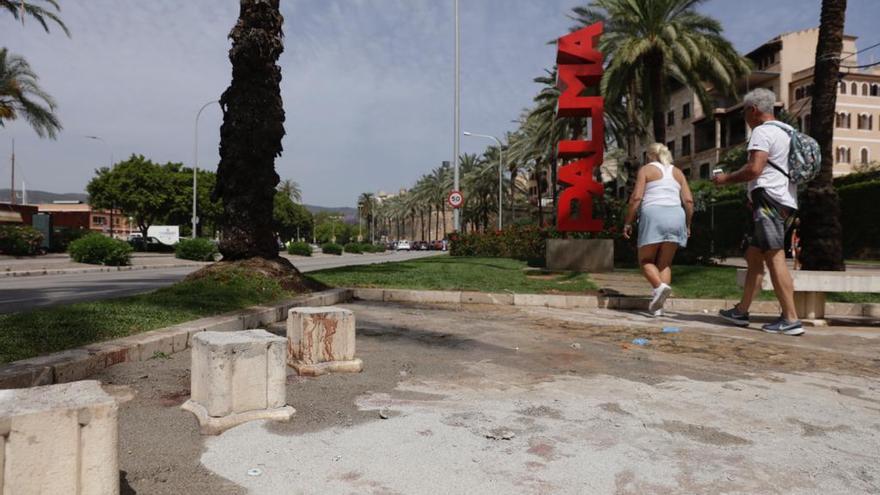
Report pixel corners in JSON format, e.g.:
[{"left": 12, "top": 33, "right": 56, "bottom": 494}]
[{"left": 638, "top": 205, "right": 687, "bottom": 248}]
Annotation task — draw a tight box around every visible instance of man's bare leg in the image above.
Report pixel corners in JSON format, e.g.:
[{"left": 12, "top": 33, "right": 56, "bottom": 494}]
[
  {"left": 738, "top": 246, "right": 765, "bottom": 313},
  {"left": 764, "top": 249, "right": 798, "bottom": 321}
]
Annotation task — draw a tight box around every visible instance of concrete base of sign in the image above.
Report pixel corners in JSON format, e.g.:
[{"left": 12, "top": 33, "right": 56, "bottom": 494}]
[
  {"left": 287, "top": 307, "right": 363, "bottom": 376},
  {"left": 180, "top": 400, "right": 294, "bottom": 436},
  {"left": 546, "top": 238, "right": 614, "bottom": 273},
  {"left": 0, "top": 380, "right": 119, "bottom": 495},
  {"left": 183, "top": 330, "right": 294, "bottom": 435}
]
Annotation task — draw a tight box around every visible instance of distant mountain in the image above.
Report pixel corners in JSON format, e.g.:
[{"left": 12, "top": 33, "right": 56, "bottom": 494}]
[
  {"left": 0, "top": 189, "right": 358, "bottom": 222},
  {"left": 303, "top": 204, "right": 357, "bottom": 223},
  {"left": 0, "top": 189, "right": 88, "bottom": 204}
]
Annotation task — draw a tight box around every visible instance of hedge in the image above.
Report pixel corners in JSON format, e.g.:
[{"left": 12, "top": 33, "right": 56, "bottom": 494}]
[
  {"left": 68, "top": 233, "right": 133, "bottom": 266},
  {"left": 287, "top": 241, "right": 312, "bottom": 256},
  {"left": 0, "top": 225, "right": 43, "bottom": 256},
  {"left": 838, "top": 179, "right": 880, "bottom": 258},
  {"left": 175, "top": 238, "right": 218, "bottom": 261},
  {"left": 321, "top": 243, "right": 343, "bottom": 255},
  {"left": 344, "top": 242, "right": 364, "bottom": 254}
]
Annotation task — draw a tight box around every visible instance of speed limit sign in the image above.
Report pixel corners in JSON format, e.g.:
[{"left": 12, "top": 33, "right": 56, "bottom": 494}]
[{"left": 448, "top": 190, "right": 464, "bottom": 209}]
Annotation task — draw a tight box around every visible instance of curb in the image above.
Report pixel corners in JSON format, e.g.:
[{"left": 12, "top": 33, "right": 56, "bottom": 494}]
[
  {"left": 0, "top": 262, "right": 208, "bottom": 278},
  {"left": 349, "top": 288, "right": 880, "bottom": 319},
  {"left": 0, "top": 288, "right": 353, "bottom": 389}
]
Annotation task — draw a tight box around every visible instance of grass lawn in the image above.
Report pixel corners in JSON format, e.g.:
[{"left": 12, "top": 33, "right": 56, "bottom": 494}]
[
  {"left": 0, "top": 268, "right": 294, "bottom": 363},
  {"left": 310, "top": 256, "right": 596, "bottom": 294},
  {"left": 621, "top": 265, "right": 880, "bottom": 303}
]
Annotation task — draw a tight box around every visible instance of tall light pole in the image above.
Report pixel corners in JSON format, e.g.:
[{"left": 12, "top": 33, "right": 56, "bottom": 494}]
[
  {"left": 193, "top": 100, "right": 220, "bottom": 239},
  {"left": 85, "top": 135, "right": 115, "bottom": 237},
  {"left": 464, "top": 131, "right": 504, "bottom": 230},
  {"left": 452, "top": 0, "right": 461, "bottom": 232}
]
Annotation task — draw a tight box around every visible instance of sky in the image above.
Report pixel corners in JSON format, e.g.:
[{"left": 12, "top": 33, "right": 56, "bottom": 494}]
[{"left": 2, "top": 0, "right": 879, "bottom": 207}]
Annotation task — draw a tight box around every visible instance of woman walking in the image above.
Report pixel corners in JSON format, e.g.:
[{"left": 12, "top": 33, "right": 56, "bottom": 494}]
[{"left": 623, "top": 143, "right": 694, "bottom": 315}]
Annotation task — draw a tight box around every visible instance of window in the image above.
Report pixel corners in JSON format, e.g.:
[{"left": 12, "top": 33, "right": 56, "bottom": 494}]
[
  {"left": 93, "top": 216, "right": 106, "bottom": 226},
  {"left": 667, "top": 111, "right": 675, "bottom": 126},
  {"left": 682, "top": 168, "right": 692, "bottom": 179},
  {"left": 851, "top": 82, "right": 858, "bottom": 94},
  {"left": 682, "top": 103, "right": 691, "bottom": 120},
  {"left": 642, "top": 151, "right": 647, "bottom": 164},
  {"left": 872, "top": 84, "right": 879, "bottom": 97},
  {"left": 861, "top": 148, "right": 870, "bottom": 165},
  {"left": 863, "top": 83, "right": 869, "bottom": 96},
  {"left": 667, "top": 140, "right": 675, "bottom": 158},
  {"left": 682, "top": 135, "right": 692, "bottom": 156},
  {"left": 836, "top": 147, "right": 851, "bottom": 164},
  {"left": 858, "top": 114, "right": 872, "bottom": 130},
  {"left": 700, "top": 164, "right": 710, "bottom": 179},
  {"left": 840, "top": 81, "right": 847, "bottom": 94}
]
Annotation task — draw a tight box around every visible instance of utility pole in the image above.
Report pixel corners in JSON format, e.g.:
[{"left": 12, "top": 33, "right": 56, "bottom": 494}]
[
  {"left": 452, "top": 0, "right": 461, "bottom": 232},
  {"left": 10, "top": 139, "right": 15, "bottom": 205}
]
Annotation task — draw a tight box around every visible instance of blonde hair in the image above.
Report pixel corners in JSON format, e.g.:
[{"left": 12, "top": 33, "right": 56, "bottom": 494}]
[{"left": 646, "top": 142, "right": 673, "bottom": 166}]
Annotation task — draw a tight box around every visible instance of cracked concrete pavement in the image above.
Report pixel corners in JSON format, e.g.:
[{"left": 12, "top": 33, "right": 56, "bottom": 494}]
[{"left": 95, "top": 301, "right": 880, "bottom": 494}]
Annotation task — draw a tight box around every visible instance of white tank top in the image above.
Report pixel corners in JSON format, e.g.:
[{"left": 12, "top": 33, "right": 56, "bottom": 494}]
[{"left": 642, "top": 162, "right": 682, "bottom": 208}]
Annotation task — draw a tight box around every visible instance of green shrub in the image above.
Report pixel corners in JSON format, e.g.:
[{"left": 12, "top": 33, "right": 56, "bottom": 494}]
[
  {"left": 51, "top": 227, "right": 89, "bottom": 253},
  {"left": 344, "top": 242, "right": 364, "bottom": 254},
  {"left": 68, "top": 233, "right": 133, "bottom": 266},
  {"left": 321, "top": 243, "right": 343, "bottom": 255},
  {"left": 365, "top": 243, "right": 386, "bottom": 253},
  {"left": 839, "top": 179, "right": 880, "bottom": 259},
  {"left": 175, "top": 238, "right": 218, "bottom": 261},
  {"left": 0, "top": 225, "right": 43, "bottom": 256},
  {"left": 287, "top": 241, "right": 312, "bottom": 256}
]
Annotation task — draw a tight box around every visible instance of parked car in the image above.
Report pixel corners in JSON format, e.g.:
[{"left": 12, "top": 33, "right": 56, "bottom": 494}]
[
  {"left": 396, "top": 240, "right": 411, "bottom": 251},
  {"left": 128, "top": 236, "right": 174, "bottom": 253}
]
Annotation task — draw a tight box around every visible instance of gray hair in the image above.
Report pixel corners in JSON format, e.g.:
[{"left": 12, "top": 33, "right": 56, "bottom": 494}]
[{"left": 743, "top": 88, "right": 776, "bottom": 114}]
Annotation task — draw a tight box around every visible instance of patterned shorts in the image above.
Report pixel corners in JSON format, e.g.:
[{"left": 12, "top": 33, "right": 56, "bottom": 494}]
[{"left": 747, "top": 188, "right": 796, "bottom": 252}]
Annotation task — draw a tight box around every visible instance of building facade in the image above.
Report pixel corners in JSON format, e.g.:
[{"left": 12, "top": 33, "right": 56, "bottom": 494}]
[
  {"left": 640, "top": 28, "right": 880, "bottom": 179},
  {"left": 36, "top": 202, "right": 136, "bottom": 238}
]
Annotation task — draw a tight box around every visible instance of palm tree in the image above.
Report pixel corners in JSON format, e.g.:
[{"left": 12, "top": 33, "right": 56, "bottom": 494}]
[
  {"left": 1, "top": 0, "right": 68, "bottom": 35},
  {"left": 0, "top": 48, "right": 61, "bottom": 138},
  {"left": 570, "top": 0, "right": 750, "bottom": 144},
  {"left": 800, "top": 0, "right": 846, "bottom": 271},
  {"left": 278, "top": 179, "right": 302, "bottom": 203},
  {"left": 357, "top": 192, "right": 374, "bottom": 242},
  {"left": 214, "top": 0, "right": 285, "bottom": 260}
]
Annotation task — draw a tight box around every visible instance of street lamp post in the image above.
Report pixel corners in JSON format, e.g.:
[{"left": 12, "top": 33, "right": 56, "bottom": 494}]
[
  {"left": 193, "top": 100, "right": 220, "bottom": 239},
  {"left": 453, "top": 0, "right": 461, "bottom": 232},
  {"left": 463, "top": 131, "right": 504, "bottom": 230},
  {"left": 85, "top": 135, "right": 115, "bottom": 237}
]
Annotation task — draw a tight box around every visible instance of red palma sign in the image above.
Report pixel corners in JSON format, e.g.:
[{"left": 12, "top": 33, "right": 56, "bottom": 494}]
[{"left": 555, "top": 22, "right": 605, "bottom": 232}]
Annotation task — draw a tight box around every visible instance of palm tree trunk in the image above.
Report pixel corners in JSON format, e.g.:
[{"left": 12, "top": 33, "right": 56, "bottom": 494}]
[
  {"left": 509, "top": 168, "right": 517, "bottom": 222},
  {"left": 625, "top": 81, "right": 639, "bottom": 197},
  {"left": 214, "top": 0, "right": 284, "bottom": 260},
  {"left": 648, "top": 50, "right": 666, "bottom": 144},
  {"left": 801, "top": 0, "right": 847, "bottom": 271},
  {"left": 536, "top": 162, "right": 544, "bottom": 227}
]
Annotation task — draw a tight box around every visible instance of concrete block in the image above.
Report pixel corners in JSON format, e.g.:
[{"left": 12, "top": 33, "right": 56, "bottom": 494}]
[
  {"left": 182, "top": 330, "right": 294, "bottom": 435},
  {"left": 665, "top": 298, "right": 727, "bottom": 312},
  {"left": 384, "top": 289, "right": 461, "bottom": 304},
  {"left": 824, "top": 302, "right": 863, "bottom": 317},
  {"left": 863, "top": 304, "right": 880, "bottom": 319},
  {"left": 566, "top": 295, "right": 599, "bottom": 308},
  {"left": 240, "top": 306, "right": 280, "bottom": 329},
  {"left": 130, "top": 330, "right": 175, "bottom": 362},
  {"left": 546, "top": 239, "right": 614, "bottom": 273},
  {"left": 513, "top": 293, "right": 569, "bottom": 308},
  {"left": 0, "top": 361, "right": 54, "bottom": 389},
  {"left": 287, "top": 307, "right": 363, "bottom": 376},
  {"left": 196, "top": 314, "right": 244, "bottom": 334},
  {"left": 352, "top": 288, "right": 386, "bottom": 301},
  {"left": 461, "top": 292, "right": 514, "bottom": 305},
  {"left": 0, "top": 380, "right": 119, "bottom": 495},
  {"left": 750, "top": 301, "right": 782, "bottom": 315}
]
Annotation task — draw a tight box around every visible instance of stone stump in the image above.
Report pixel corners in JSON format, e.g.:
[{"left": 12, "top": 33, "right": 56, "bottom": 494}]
[
  {"left": 0, "top": 380, "right": 119, "bottom": 495},
  {"left": 287, "top": 307, "right": 363, "bottom": 376},
  {"left": 181, "top": 330, "right": 294, "bottom": 435}
]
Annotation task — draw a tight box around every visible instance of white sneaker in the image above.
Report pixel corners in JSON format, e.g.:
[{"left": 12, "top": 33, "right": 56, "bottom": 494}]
[
  {"left": 652, "top": 308, "right": 664, "bottom": 317},
  {"left": 649, "top": 283, "right": 672, "bottom": 312}
]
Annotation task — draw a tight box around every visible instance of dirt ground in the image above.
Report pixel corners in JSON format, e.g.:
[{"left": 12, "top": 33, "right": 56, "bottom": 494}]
[{"left": 95, "top": 301, "right": 880, "bottom": 494}]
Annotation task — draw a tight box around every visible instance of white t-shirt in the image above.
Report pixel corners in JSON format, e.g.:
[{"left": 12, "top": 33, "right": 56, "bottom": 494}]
[{"left": 747, "top": 121, "right": 797, "bottom": 209}]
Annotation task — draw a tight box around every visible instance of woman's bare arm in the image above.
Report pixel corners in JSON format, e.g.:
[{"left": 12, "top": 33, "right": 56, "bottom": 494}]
[
  {"left": 676, "top": 169, "right": 695, "bottom": 234},
  {"left": 623, "top": 167, "right": 647, "bottom": 238}
]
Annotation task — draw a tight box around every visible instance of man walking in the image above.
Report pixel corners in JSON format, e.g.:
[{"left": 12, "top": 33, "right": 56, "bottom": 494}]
[{"left": 713, "top": 88, "right": 803, "bottom": 336}]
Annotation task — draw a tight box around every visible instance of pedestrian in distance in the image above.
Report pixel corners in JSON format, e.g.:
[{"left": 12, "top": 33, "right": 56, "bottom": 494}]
[
  {"left": 623, "top": 142, "right": 694, "bottom": 316},
  {"left": 713, "top": 88, "right": 803, "bottom": 336}
]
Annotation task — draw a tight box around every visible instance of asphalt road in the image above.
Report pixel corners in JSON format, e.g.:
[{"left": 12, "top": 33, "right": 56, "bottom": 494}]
[{"left": 0, "top": 251, "right": 441, "bottom": 314}]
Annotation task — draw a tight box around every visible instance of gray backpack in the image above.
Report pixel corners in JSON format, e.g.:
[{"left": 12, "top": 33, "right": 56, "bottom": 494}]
[{"left": 764, "top": 121, "right": 821, "bottom": 185}]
